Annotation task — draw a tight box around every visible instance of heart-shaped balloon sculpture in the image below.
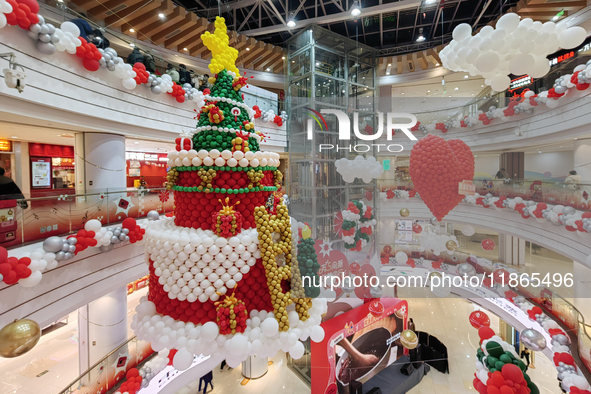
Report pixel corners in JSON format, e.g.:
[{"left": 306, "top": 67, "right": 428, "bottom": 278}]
[{"left": 409, "top": 135, "right": 474, "bottom": 221}]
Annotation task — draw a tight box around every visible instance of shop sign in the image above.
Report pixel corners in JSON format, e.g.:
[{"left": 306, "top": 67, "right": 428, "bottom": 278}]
[
  {"left": 509, "top": 76, "right": 532, "bottom": 91},
  {"left": 0, "top": 140, "right": 13, "bottom": 152},
  {"left": 458, "top": 180, "right": 476, "bottom": 196}
]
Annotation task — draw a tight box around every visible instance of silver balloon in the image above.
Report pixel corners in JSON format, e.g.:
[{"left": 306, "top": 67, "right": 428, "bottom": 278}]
[
  {"left": 113, "top": 229, "right": 121, "bottom": 237},
  {"left": 151, "top": 85, "right": 162, "bottom": 95},
  {"left": 370, "top": 285, "right": 383, "bottom": 298},
  {"left": 122, "top": 228, "right": 130, "bottom": 235},
  {"left": 562, "top": 206, "right": 575, "bottom": 215},
  {"left": 64, "top": 252, "right": 73, "bottom": 259},
  {"left": 430, "top": 217, "right": 439, "bottom": 226},
  {"left": 520, "top": 328, "right": 546, "bottom": 351},
  {"left": 456, "top": 262, "right": 476, "bottom": 276},
  {"left": 99, "top": 244, "right": 114, "bottom": 253},
  {"left": 55, "top": 251, "right": 66, "bottom": 261},
  {"left": 124, "top": 235, "right": 130, "bottom": 242},
  {"left": 119, "top": 233, "right": 126, "bottom": 241},
  {"left": 111, "top": 236, "right": 120, "bottom": 244},
  {"left": 38, "top": 33, "right": 51, "bottom": 43},
  {"left": 68, "top": 244, "right": 76, "bottom": 253},
  {"left": 43, "top": 236, "right": 64, "bottom": 252},
  {"left": 553, "top": 333, "right": 570, "bottom": 346},
  {"left": 67, "top": 237, "right": 77, "bottom": 245},
  {"left": 147, "top": 210, "right": 160, "bottom": 221},
  {"left": 61, "top": 243, "right": 70, "bottom": 252}
]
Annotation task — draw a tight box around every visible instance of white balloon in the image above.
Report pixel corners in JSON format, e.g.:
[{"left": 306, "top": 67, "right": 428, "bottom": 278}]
[
  {"left": 508, "top": 54, "right": 533, "bottom": 76},
  {"left": 559, "top": 27, "right": 587, "bottom": 49},
  {"left": 475, "top": 52, "right": 500, "bottom": 73},
  {"left": 310, "top": 325, "right": 325, "bottom": 342},
  {"left": 19, "top": 270, "right": 43, "bottom": 287},
  {"left": 289, "top": 341, "right": 305, "bottom": 359},
  {"left": 172, "top": 348, "right": 194, "bottom": 371},
  {"left": 60, "top": 22, "right": 80, "bottom": 37},
  {"left": 490, "top": 74, "right": 510, "bottom": 92},
  {"left": 496, "top": 13, "right": 520, "bottom": 32},
  {"left": 395, "top": 251, "right": 408, "bottom": 264},
  {"left": 453, "top": 23, "right": 472, "bottom": 41}
]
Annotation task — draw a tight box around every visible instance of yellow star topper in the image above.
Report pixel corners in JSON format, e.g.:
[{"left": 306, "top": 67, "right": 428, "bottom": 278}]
[{"left": 201, "top": 17, "right": 240, "bottom": 75}]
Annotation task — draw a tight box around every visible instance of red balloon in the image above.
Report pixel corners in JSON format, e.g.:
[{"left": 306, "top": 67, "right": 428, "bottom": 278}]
[
  {"left": 412, "top": 224, "right": 422, "bottom": 233},
  {"left": 487, "top": 385, "right": 501, "bottom": 394},
  {"left": 499, "top": 386, "right": 513, "bottom": 394},
  {"left": 501, "top": 364, "right": 524, "bottom": 384},
  {"left": 469, "top": 310, "right": 491, "bottom": 329},
  {"left": 476, "top": 382, "right": 488, "bottom": 394},
  {"left": 122, "top": 217, "right": 137, "bottom": 230},
  {"left": 481, "top": 239, "right": 496, "bottom": 251},
  {"left": 490, "top": 371, "right": 505, "bottom": 387},
  {"left": 478, "top": 326, "right": 495, "bottom": 341}
]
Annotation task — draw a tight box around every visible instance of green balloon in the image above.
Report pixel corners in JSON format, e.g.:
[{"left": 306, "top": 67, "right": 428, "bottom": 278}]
[
  {"left": 495, "top": 361, "right": 505, "bottom": 371},
  {"left": 499, "top": 354, "right": 512, "bottom": 363},
  {"left": 528, "top": 382, "right": 539, "bottom": 394},
  {"left": 523, "top": 373, "right": 531, "bottom": 384},
  {"left": 486, "top": 341, "right": 504, "bottom": 358},
  {"left": 517, "top": 360, "right": 527, "bottom": 371},
  {"left": 504, "top": 351, "right": 515, "bottom": 359},
  {"left": 489, "top": 368, "right": 497, "bottom": 373},
  {"left": 487, "top": 356, "right": 499, "bottom": 367}
]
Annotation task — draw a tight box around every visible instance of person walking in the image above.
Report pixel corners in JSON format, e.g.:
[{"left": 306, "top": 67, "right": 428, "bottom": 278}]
[
  {"left": 495, "top": 168, "right": 509, "bottom": 179},
  {"left": 0, "top": 168, "right": 27, "bottom": 209},
  {"left": 520, "top": 348, "right": 530, "bottom": 372},
  {"left": 198, "top": 370, "right": 213, "bottom": 393}
]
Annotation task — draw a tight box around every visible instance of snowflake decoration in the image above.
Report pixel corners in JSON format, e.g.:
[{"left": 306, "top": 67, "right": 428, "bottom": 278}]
[
  {"left": 159, "top": 190, "right": 170, "bottom": 203},
  {"left": 319, "top": 239, "right": 333, "bottom": 257}
]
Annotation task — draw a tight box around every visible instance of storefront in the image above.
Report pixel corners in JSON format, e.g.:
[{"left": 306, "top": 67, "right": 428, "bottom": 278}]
[
  {"left": 125, "top": 152, "right": 168, "bottom": 188},
  {"left": 29, "top": 143, "right": 75, "bottom": 197}
]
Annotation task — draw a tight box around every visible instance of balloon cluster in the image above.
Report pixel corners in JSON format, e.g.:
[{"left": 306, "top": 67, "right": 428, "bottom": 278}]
[
  {"left": 169, "top": 83, "right": 186, "bottom": 103},
  {"left": 0, "top": 0, "right": 13, "bottom": 29},
  {"left": 115, "top": 61, "right": 137, "bottom": 90},
  {"left": 168, "top": 149, "right": 279, "bottom": 168},
  {"left": 132, "top": 296, "right": 327, "bottom": 370},
  {"left": 335, "top": 156, "right": 384, "bottom": 183},
  {"left": 98, "top": 47, "right": 119, "bottom": 71},
  {"left": 53, "top": 21, "right": 81, "bottom": 54},
  {"left": 76, "top": 37, "right": 102, "bottom": 72},
  {"left": 27, "top": 15, "right": 58, "bottom": 55},
  {"left": 137, "top": 350, "right": 169, "bottom": 387},
  {"left": 380, "top": 188, "right": 412, "bottom": 201},
  {"left": 114, "top": 368, "right": 142, "bottom": 394},
  {"left": 149, "top": 73, "right": 174, "bottom": 95},
  {"left": 132, "top": 63, "right": 149, "bottom": 85},
  {"left": 419, "top": 229, "right": 459, "bottom": 256},
  {"left": 409, "top": 135, "right": 475, "bottom": 221},
  {"left": 0, "top": 251, "right": 41, "bottom": 287},
  {"left": 338, "top": 200, "right": 376, "bottom": 250},
  {"left": 5, "top": 0, "right": 38, "bottom": 30},
  {"left": 296, "top": 237, "right": 321, "bottom": 298},
  {"left": 441, "top": 13, "right": 587, "bottom": 91}
]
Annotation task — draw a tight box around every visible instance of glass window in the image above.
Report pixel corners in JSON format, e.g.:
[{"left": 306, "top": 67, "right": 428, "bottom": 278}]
[{"left": 289, "top": 49, "right": 311, "bottom": 77}]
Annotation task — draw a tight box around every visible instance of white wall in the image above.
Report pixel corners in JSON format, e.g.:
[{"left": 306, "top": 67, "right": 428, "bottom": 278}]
[
  {"left": 524, "top": 151, "right": 574, "bottom": 180},
  {"left": 474, "top": 155, "right": 500, "bottom": 178}
]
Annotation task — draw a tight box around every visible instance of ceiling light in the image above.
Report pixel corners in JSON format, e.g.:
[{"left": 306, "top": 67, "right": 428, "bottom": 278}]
[
  {"left": 401, "top": 92, "right": 404, "bottom": 95},
  {"left": 350, "top": 0, "right": 361, "bottom": 16},
  {"left": 464, "top": 75, "right": 469, "bottom": 79},
  {"left": 416, "top": 35, "right": 425, "bottom": 42},
  {"left": 246, "top": 48, "right": 250, "bottom": 51},
  {"left": 282, "top": 56, "right": 285, "bottom": 59},
  {"left": 129, "top": 43, "right": 135, "bottom": 47},
  {"left": 481, "top": 84, "right": 484, "bottom": 87},
  {"left": 454, "top": 87, "right": 459, "bottom": 90},
  {"left": 129, "top": 28, "right": 135, "bottom": 33},
  {"left": 183, "top": 47, "right": 187, "bottom": 51},
  {"left": 315, "top": 62, "right": 320, "bottom": 66},
  {"left": 266, "top": 68, "right": 271, "bottom": 71},
  {"left": 287, "top": 14, "right": 296, "bottom": 28},
  {"left": 158, "top": 13, "right": 165, "bottom": 18},
  {"left": 292, "top": 60, "right": 295, "bottom": 63},
  {"left": 386, "top": 72, "right": 390, "bottom": 75},
  {"left": 538, "top": 150, "right": 542, "bottom": 153},
  {"left": 387, "top": 63, "right": 391, "bottom": 67},
  {"left": 427, "top": 90, "right": 430, "bottom": 93},
  {"left": 574, "top": 138, "right": 578, "bottom": 140},
  {"left": 134, "top": 141, "right": 140, "bottom": 144},
  {"left": 425, "top": 0, "right": 437, "bottom": 4},
  {"left": 435, "top": 63, "right": 440, "bottom": 66},
  {"left": 11, "top": 136, "right": 17, "bottom": 138}
]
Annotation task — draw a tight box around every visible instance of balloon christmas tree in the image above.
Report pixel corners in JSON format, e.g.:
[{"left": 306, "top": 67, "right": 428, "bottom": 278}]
[
  {"left": 474, "top": 326, "right": 540, "bottom": 394},
  {"left": 132, "top": 17, "right": 327, "bottom": 370}
]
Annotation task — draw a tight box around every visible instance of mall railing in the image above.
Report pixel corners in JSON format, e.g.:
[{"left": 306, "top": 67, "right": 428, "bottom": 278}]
[
  {"left": 1, "top": 187, "right": 175, "bottom": 248},
  {"left": 58, "top": 335, "right": 154, "bottom": 394},
  {"left": 378, "top": 178, "right": 591, "bottom": 211}
]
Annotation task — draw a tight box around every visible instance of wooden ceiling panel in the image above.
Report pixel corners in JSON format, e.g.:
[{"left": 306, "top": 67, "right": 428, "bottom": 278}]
[
  {"left": 254, "top": 46, "right": 283, "bottom": 71},
  {"left": 106, "top": 0, "right": 161, "bottom": 29},
  {"left": 241, "top": 41, "right": 268, "bottom": 68},
  {"left": 152, "top": 12, "right": 197, "bottom": 45},
  {"left": 87, "top": 0, "right": 146, "bottom": 21}
]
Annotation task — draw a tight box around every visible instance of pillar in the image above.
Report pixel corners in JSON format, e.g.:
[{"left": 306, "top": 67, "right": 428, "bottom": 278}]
[
  {"left": 498, "top": 234, "right": 525, "bottom": 266},
  {"left": 500, "top": 152, "right": 524, "bottom": 179},
  {"left": 75, "top": 133, "right": 126, "bottom": 193},
  {"left": 78, "top": 287, "right": 128, "bottom": 379},
  {"left": 242, "top": 354, "right": 268, "bottom": 379},
  {"left": 574, "top": 261, "right": 591, "bottom": 326},
  {"left": 574, "top": 138, "right": 591, "bottom": 182},
  {"left": 13, "top": 141, "right": 30, "bottom": 197}
]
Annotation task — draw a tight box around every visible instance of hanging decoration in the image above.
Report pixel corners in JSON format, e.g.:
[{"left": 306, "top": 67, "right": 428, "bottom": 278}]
[
  {"left": 335, "top": 156, "right": 384, "bottom": 183},
  {"left": 337, "top": 200, "right": 376, "bottom": 250},
  {"left": 440, "top": 13, "right": 587, "bottom": 91},
  {"left": 409, "top": 135, "right": 475, "bottom": 221}
]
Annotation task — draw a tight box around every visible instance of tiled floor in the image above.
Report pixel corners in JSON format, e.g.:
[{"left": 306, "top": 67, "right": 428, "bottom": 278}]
[{"left": 0, "top": 288, "right": 147, "bottom": 394}]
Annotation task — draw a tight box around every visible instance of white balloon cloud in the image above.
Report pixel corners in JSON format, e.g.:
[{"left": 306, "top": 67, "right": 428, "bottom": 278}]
[
  {"left": 441, "top": 14, "right": 587, "bottom": 91},
  {"left": 335, "top": 156, "right": 384, "bottom": 183}
]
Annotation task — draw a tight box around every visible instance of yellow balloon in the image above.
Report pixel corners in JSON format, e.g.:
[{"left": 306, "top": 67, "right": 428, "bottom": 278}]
[
  {"left": 400, "top": 329, "right": 418, "bottom": 350},
  {"left": 0, "top": 319, "right": 41, "bottom": 358},
  {"left": 301, "top": 226, "right": 312, "bottom": 239}
]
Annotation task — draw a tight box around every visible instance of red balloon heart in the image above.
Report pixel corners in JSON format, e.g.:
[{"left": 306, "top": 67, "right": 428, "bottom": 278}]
[{"left": 409, "top": 135, "right": 474, "bottom": 221}]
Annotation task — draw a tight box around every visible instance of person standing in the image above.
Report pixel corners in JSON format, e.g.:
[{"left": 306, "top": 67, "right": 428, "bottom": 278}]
[
  {"left": 520, "top": 348, "right": 530, "bottom": 372},
  {"left": 495, "top": 168, "right": 509, "bottom": 179},
  {"left": 198, "top": 370, "right": 213, "bottom": 393},
  {"left": 0, "top": 168, "right": 27, "bottom": 209}
]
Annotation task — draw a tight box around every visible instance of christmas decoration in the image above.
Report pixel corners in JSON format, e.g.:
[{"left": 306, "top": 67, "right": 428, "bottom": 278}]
[
  {"left": 336, "top": 200, "right": 376, "bottom": 251},
  {"left": 0, "top": 318, "right": 41, "bottom": 358}
]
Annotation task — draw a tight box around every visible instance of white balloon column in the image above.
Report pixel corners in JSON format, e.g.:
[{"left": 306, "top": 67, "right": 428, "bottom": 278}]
[{"left": 440, "top": 13, "right": 587, "bottom": 91}]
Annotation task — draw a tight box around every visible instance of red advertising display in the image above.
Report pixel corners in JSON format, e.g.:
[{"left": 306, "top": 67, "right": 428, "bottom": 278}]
[{"left": 311, "top": 298, "right": 408, "bottom": 394}]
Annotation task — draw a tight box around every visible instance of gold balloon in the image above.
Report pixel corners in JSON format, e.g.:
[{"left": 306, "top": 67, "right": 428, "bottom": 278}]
[
  {"left": 0, "top": 319, "right": 41, "bottom": 358},
  {"left": 428, "top": 271, "right": 442, "bottom": 281},
  {"left": 400, "top": 208, "right": 410, "bottom": 217},
  {"left": 446, "top": 240, "right": 458, "bottom": 251},
  {"left": 400, "top": 329, "right": 418, "bottom": 350}
]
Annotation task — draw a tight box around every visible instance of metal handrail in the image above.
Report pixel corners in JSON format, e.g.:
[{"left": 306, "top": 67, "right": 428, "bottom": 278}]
[{"left": 58, "top": 335, "right": 139, "bottom": 394}]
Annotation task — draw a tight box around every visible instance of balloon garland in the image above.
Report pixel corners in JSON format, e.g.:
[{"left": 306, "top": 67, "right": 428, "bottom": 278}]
[
  {"left": 338, "top": 200, "right": 376, "bottom": 251},
  {"left": 0, "top": 216, "right": 148, "bottom": 288},
  {"left": 440, "top": 12, "right": 587, "bottom": 92}
]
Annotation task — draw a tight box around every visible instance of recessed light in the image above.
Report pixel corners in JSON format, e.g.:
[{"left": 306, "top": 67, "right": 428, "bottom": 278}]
[
  {"left": 454, "top": 87, "right": 459, "bottom": 90},
  {"left": 435, "top": 63, "right": 440, "bottom": 66},
  {"left": 315, "top": 62, "right": 320, "bottom": 66},
  {"left": 386, "top": 72, "right": 390, "bottom": 75},
  {"left": 183, "top": 47, "right": 188, "bottom": 51},
  {"left": 471, "top": 93, "right": 474, "bottom": 96},
  {"left": 11, "top": 136, "right": 18, "bottom": 138},
  {"left": 538, "top": 150, "right": 542, "bottom": 153},
  {"left": 401, "top": 92, "right": 404, "bottom": 95},
  {"left": 427, "top": 90, "right": 430, "bottom": 93},
  {"left": 292, "top": 60, "right": 295, "bottom": 63},
  {"left": 129, "top": 28, "right": 135, "bottom": 33},
  {"left": 574, "top": 138, "right": 578, "bottom": 140},
  {"left": 481, "top": 85, "right": 484, "bottom": 87},
  {"left": 158, "top": 13, "right": 165, "bottom": 18},
  {"left": 282, "top": 56, "right": 285, "bottom": 59},
  {"left": 464, "top": 75, "right": 469, "bottom": 79},
  {"left": 416, "top": 35, "right": 425, "bottom": 42},
  {"left": 134, "top": 141, "right": 140, "bottom": 144},
  {"left": 129, "top": 43, "right": 135, "bottom": 47},
  {"left": 449, "top": 95, "right": 451, "bottom": 97},
  {"left": 266, "top": 68, "right": 271, "bottom": 71},
  {"left": 246, "top": 48, "right": 250, "bottom": 51},
  {"left": 387, "top": 63, "right": 391, "bottom": 67}
]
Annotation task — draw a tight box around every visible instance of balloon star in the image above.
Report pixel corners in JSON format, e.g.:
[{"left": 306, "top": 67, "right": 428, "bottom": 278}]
[
  {"left": 201, "top": 16, "right": 239, "bottom": 75},
  {"left": 319, "top": 239, "right": 333, "bottom": 257},
  {"left": 111, "top": 350, "right": 130, "bottom": 374}
]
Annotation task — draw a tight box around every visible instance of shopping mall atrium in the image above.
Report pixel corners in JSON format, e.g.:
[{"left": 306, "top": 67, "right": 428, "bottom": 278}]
[{"left": 4, "top": 0, "right": 591, "bottom": 393}]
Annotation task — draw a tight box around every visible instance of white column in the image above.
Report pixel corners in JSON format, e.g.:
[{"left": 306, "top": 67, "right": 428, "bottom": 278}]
[
  {"left": 78, "top": 287, "right": 128, "bottom": 377},
  {"left": 498, "top": 234, "right": 525, "bottom": 266},
  {"left": 75, "top": 133, "right": 126, "bottom": 193},
  {"left": 574, "top": 138, "right": 591, "bottom": 182},
  {"left": 574, "top": 261, "right": 591, "bottom": 326}
]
